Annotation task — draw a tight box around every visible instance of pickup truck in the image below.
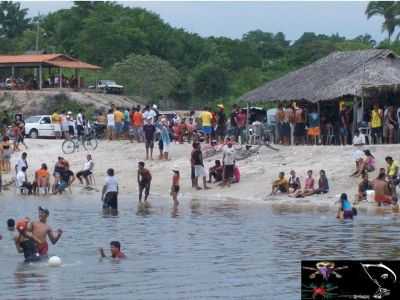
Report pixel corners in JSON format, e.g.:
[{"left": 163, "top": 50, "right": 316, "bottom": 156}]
[{"left": 89, "top": 80, "right": 124, "bottom": 94}]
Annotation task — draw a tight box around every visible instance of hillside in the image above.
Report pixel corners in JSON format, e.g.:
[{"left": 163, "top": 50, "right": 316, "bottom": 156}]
[{"left": 0, "top": 90, "right": 146, "bottom": 115}]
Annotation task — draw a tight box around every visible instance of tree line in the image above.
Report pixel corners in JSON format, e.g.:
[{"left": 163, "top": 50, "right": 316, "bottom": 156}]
[{"left": 0, "top": 1, "right": 398, "bottom": 108}]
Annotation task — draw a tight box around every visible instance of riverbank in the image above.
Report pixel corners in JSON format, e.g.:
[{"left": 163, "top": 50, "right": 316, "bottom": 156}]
[{"left": 2, "top": 139, "right": 399, "bottom": 206}]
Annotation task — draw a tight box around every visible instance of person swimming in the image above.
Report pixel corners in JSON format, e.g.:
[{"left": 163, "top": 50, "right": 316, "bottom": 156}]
[
  {"left": 98, "top": 241, "right": 126, "bottom": 260},
  {"left": 337, "top": 193, "right": 355, "bottom": 220},
  {"left": 14, "top": 218, "right": 41, "bottom": 263}
]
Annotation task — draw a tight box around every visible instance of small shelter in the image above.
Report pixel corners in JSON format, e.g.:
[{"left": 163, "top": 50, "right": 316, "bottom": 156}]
[
  {"left": 241, "top": 49, "right": 400, "bottom": 106},
  {"left": 0, "top": 53, "right": 101, "bottom": 89}
]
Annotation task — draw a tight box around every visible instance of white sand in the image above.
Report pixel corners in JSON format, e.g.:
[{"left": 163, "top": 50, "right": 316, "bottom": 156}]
[{"left": 2, "top": 139, "right": 399, "bottom": 209}]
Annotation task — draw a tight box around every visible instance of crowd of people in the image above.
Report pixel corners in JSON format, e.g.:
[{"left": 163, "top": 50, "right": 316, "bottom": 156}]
[{"left": 274, "top": 101, "right": 400, "bottom": 146}]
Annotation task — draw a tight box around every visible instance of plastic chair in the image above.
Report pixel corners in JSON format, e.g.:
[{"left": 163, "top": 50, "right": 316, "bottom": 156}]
[
  {"left": 359, "top": 127, "right": 372, "bottom": 145},
  {"left": 326, "top": 127, "right": 336, "bottom": 145}
]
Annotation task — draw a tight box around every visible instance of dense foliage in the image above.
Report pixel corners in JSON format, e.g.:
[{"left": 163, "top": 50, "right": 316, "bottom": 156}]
[{"left": 0, "top": 1, "right": 397, "bottom": 107}]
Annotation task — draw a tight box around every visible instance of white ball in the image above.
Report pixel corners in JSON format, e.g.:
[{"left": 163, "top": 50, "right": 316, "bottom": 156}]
[{"left": 48, "top": 256, "right": 62, "bottom": 267}]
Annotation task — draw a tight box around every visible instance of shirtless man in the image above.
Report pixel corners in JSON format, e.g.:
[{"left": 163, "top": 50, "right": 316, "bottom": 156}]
[
  {"left": 137, "top": 161, "right": 152, "bottom": 203},
  {"left": 30, "top": 206, "right": 63, "bottom": 257},
  {"left": 372, "top": 173, "right": 393, "bottom": 206}
]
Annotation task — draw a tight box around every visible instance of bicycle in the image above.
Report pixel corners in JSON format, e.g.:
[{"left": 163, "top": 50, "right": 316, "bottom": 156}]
[{"left": 62, "top": 133, "right": 98, "bottom": 154}]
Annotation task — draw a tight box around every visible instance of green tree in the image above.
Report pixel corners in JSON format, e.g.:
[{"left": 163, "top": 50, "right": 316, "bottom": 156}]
[
  {"left": 192, "top": 63, "right": 229, "bottom": 100},
  {"left": 108, "top": 54, "right": 180, "bottom": 100},
  {"left": 366, "top": 1, "right": 400, "bottom": 42},
  {"left": 0, "top": 1, "right": 30, "bottom": 39}
]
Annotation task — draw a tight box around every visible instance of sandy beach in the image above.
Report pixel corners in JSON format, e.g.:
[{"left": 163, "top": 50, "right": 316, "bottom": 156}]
[{"left": 2, "top": 139, "right": 398, "bottom": 208}]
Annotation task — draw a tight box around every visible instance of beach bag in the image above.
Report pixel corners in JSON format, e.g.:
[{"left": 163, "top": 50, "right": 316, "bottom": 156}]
[{"left": 352, "top": 207, "right": 358, "bottom": 216}]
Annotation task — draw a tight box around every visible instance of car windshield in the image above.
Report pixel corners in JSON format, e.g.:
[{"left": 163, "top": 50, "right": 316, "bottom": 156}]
[
  {"left": 101, "top": 80, "right": 116, "bottom": 85},
  {"left": 25, "top": 116, "right": 42, "bottom": 123}
]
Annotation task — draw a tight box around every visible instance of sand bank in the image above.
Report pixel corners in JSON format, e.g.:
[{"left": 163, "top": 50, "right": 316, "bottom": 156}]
[{"left": 2, "top": 139, "right": 399, "bottom": 208}]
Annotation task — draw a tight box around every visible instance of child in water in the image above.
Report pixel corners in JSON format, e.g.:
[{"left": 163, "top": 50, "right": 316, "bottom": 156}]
[{"left": 170, "top": 167, "right": 180, "bottom": 206}]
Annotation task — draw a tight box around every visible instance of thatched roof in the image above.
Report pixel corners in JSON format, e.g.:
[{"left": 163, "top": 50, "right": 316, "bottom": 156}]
[{"left": 241, "top": 49, "right": 400, "bottom": 103}]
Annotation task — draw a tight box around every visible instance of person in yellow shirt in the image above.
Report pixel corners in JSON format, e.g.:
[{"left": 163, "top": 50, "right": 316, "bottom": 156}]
[
  {"left": 200, "top": 107, "right": 212, "bottom": 143},
  {"left": 371, "top": 104, "right": 383, "bottom": 144},
  {"left": 385, "top": 156, "right": 399, "bottom": 180},
  {"left": 51, "top": 112, "right": 62, "bottom": 139},
  {"left": 114, "top": 108, "right": 124, "bottom": 140},
  {"left": 270, "top": 171, "right": 289, "bottom": 195}
]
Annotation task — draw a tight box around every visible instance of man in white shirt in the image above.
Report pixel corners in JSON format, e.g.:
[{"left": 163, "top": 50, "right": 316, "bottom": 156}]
[
  {"left": 101, "top": 168, "right": 118, "bottom": 213},
  {"left": 143, "top": 105, "right": 157, "bottom": 124},
  {"left": 16, "top": 166, "right": 32, "bottom": 194},
  {"left": 76, "top": 109, "right": 85, "bottom": 137},
  {"left": 222, "top": 140, "right": 236, "bottom": 187},
  {"left": 76, "top": 154, "right": 94, "bottom": 186},
  {"left": 15, "top": 152, "right": 28, "bottom": 174}
]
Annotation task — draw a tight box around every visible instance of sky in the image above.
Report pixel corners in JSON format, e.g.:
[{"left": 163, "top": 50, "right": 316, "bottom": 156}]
[{"left": 20, "top": 1, "right": 387, "bottom": 43}]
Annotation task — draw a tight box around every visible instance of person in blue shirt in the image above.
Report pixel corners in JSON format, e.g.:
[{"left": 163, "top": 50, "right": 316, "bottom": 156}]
[
  {"left": 160, "top": 119, "right": 171, "bottom": 160},
  {"left": 337, "top": 193, "right": 355, "bottom": 220}
]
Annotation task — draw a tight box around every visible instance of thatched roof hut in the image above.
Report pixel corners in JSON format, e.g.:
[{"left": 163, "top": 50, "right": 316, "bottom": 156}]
[{"left": 241, "top": 49, "right": 400, "bottom": 103}]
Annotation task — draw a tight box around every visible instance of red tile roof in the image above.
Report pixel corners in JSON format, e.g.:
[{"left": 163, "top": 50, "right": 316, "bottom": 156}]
[{"left": 0, "top": 54, "right": 101, "bottom": 70}]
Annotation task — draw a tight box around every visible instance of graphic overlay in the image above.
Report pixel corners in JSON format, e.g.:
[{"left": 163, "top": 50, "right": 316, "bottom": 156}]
[{"left": 302, "top": 261, "right": 400, "bottom": 299}]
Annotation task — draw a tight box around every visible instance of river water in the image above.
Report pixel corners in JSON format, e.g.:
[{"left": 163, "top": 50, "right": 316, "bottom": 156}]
[{"left": 0, "top": 195, "right": 399, "bottom": 300}]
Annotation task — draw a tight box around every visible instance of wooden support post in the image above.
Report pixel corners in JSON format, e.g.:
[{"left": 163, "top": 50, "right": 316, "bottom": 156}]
[
  {"left": 39, "top": 64, "right": 43, "bottom": 90},
  {"left": 11, "top": 66, "right": 15, "bottom": 78},
  {"left": 59, "top": 67, "right": 62, "bottom": 88}
]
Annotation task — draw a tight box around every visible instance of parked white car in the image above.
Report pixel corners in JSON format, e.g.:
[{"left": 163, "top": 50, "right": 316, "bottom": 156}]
[
  {"left": 25, "top": 115, "right": 55, "bottom": 138},
  {"left": 88, "top": 80, "right": 124, "bottom": 94}
]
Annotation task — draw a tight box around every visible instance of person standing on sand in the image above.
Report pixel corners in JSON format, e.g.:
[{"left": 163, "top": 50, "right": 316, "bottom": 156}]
[
  {"left": 216, "top": 104, "right": 226, "bottom": 144},
  {"left": 51, "top": 111, "right": 62, "bottom": 139},
  {"left": 191, "top": 142, "right": 210, "bottom": 190},
  {"left": 200, "top": 107, "right": 213, "bottom": 144},
  {"left": 371, "top": 104, "right": 383, "bottom": 144},
  {"left": 137, "top": 161, "right": 152, "bottom": 203},
  {"left": 160, "top": 119, "right": 171, "bottom": 160},
  {"left": 222, "top": 140, "right": 235, "bottom": 187},
  {"left": 106, "top": 109, "right": 115, "bottom": 141},
  {"left": 30, "top": 206, "right": 63, "bottom": 257},
  {"left": 143, "top": 118, "right": 156, "bottom": 160},
  {"left": 293, "top": 102, "right": 306, "bottom": 145}
]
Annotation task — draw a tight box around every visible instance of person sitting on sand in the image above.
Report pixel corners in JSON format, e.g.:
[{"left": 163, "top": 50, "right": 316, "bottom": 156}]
[
  {"left": 336, "top": 193, "right": 354, "bottom": 220},
  {"left": 16, "top": 166, "right": 33, "bottom": 195},
  {"left": 372, "top": 172, "right": 393, "bottom": 206},
  {"left": 315, "top": 170, "right": 329, "bottom": 194},
  {"left": 137, "top": 161, "right": 152, "bottom": 203},
  {"left": 288, "top": 170, "right": 301, "bottom": 193},
  {"left": 352, "top": 150, "right": 375, "bottom": 177},
  {"left": 76, "top": 154, "right": 94, "bottom": 186},
  {"left": 30, "top": 207, "right": 63, "bottom": 257},
  {"left": 15, "top": 218, "right": 41, "bottom": 263},
  {"left": 357, "top": 172, "right": 373, "bottom": 202},
  {"left": 54, "top": 162, "right": 75, "bottom": 194},
  {"left": 290, "top": 170, "right": 315, "bottom": 198},
  {"left": 271, "top": 172, "right": 289, "bottom": 195},
  {"left": 208, "top": 160, "right": 223, "bottom": 183},
  {"left": 52, "top": 157, "right": 65, "bottom": 192},
  {"left": 33, "top": 163, "right": 50, "bottom": 195},
  {"left": 99, "top": 241, "right": 126, "bottom": 259},
  {"left": 385, "top": 156, "right": 399, "bottom": 181}
]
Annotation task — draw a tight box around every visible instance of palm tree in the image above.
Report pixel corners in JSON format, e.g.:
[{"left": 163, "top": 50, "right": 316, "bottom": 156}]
[{"left": 366, "top": 1, "right": 400, "bottom": 42}]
